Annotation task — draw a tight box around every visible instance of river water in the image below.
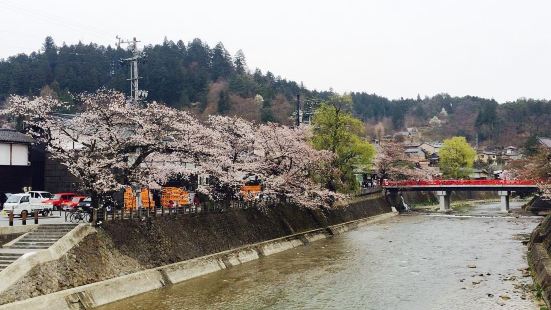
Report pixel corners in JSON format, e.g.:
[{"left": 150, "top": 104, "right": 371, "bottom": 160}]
[{"left": 100, "top": 201, "right": 541, "bottom": 310}]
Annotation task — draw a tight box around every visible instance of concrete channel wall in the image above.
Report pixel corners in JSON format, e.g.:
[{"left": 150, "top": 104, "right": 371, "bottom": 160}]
[
  {"left": 0, "top": 212, "right": 396, "bottom": 310},
  {"left": 528, "top": 215, "right": 551, "bottom": 307}
]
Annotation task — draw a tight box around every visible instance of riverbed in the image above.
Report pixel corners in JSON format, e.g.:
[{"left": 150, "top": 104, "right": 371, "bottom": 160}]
[{"left": 99, "top": 201, "right": 541, "bottom": 310}]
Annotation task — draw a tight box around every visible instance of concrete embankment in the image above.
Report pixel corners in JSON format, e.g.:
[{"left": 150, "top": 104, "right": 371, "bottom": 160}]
[
  {"left": 529, "top": 214, "right": 551, "bottom": 307},
  {"left": 0, "top": 194, "right": 393, "bottom": 309}
]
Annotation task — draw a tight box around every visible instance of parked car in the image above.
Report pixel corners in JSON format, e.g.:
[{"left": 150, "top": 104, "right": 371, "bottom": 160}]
[
  {"left": 61, "top": 196, "right": 87, "bottom": 211},
  {"left": 2, "top": 193, "right": 47, "bottom": 217},
  {"left": 77, "top": 197, "right": 93, "bottom": 212},
  {"left": 28, "top": 191, "right": 53, "bottom": 212},
  {"left": 41, "top": 192, "right": 77, "bottom": 211},
  {"left": 77, "top": 196, "right": 118, "bottom": 212}
]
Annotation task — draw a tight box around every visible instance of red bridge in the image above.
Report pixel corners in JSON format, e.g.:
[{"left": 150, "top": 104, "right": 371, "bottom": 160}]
[{"left": 382, "top": 179, "right": 539, "bottom": 212}]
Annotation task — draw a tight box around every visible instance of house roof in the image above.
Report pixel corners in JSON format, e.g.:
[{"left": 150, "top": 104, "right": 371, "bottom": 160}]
[
  {"left": 0, "top": 129, "right": 34, "bottom": 144},
  {"left": 478, "top": 150, "right": 497, "bottom": 155}
]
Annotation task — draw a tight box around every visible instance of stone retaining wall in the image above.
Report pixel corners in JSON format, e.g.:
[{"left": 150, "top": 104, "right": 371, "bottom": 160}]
[{"left": 528, "top": 215, "right": 551, "bottom": 306}]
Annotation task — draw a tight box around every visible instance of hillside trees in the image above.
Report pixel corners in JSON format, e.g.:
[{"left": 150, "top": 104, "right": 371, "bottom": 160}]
[
  {"left": 1, "top": 37, "right": 551, "bottom": 144},
  {"left": 311, "top": 94, "right": 375, "bottom": 192},
  {"left": 439, "top": 137, "right": 476, "bottom": 178}
]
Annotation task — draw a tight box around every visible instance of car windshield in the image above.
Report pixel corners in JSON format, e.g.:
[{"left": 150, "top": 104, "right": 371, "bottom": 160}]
[
  {"left": 53, "top": 194, "right": 62, "bottom": 200},
  {"left": 40, "top": 193, "right": 52, "bottom": 199},
  {"left": 83, "top": 197, "right": 91, "bottom": 202},
  {"left": 72, "top": 197, "right": 81, "bottom": 202},
  {"left": 6, "top": 195, "right": 22, "bottom": 203}
]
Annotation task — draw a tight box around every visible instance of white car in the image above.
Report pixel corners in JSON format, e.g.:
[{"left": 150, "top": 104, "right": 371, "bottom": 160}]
[
  {"left": 3, "top": 193, "right": 46, "bottom": 217},
  {"left": 28, "top": 191, "right": 53, "bottom": 211}
]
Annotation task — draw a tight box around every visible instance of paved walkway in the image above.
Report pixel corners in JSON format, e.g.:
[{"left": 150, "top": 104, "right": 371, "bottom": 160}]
[{"left": 0, "top": 212, "right": 68, "bottom": 227}]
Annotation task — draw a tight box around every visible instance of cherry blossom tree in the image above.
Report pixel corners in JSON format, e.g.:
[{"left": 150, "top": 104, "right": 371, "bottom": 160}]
[
  {"left": 3, "top": 91, "right": 218, "bottom": 207},
  {"left": 254, "top": 123, "right": 340, "bottom": 207},
  {"left": 374, "top": 142, "right": 426, "bottom": 181},
  {"left": 3, "top": 91, "right": 340, "bottom": 209},
  {"left": 204, "top": 116, "right": 339, "bottom": 207}
]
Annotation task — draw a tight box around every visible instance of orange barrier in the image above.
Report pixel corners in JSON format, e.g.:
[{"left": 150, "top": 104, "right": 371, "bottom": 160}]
[
  {"left": 124, "top": 187, "right": 155, "bottom": 209},
  {"left": 161, "top": 187, "right": 189, "bottom": 207},
  {"left": 241, "top": 184, "right": 261, "bottom": 200}
]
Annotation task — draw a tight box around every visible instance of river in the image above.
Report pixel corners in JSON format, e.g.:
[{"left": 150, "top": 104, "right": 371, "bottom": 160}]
[{"left": 99, "top": 201, "right": 541, "bottom": 310}]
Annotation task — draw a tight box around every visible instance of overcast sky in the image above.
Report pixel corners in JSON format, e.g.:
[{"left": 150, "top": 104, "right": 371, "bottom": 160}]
[{"left": 0, "top": 0, "right": 550, "bottom": 102}]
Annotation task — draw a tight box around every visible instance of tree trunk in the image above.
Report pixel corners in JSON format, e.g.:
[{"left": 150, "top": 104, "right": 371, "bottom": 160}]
[{"left": 90, "top": 191, "right": 100, "bottom": 209}]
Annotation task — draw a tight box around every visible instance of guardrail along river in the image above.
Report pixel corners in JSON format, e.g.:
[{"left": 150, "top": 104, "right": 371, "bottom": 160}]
[{"left": 99, "top": 202, "right": 541, "bottom": 310}]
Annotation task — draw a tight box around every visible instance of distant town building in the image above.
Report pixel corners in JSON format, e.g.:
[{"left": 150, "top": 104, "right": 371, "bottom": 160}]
[
  {"left": 404, "top": 144, "right": 425, "bottom": 160},
  {"left": 469, "top": 169, "right": 489, "bottom": 180},
  {"left": 501, "top": 146, "right": 522, "bottom": 161},
  {"left": 419, "top": 142, "right": 442, "bottom": 155},
  {"left": 428, "top": 153, "right": 440, "bottom": 167},
  {"left": 538, "top": 137, "right": 551, "bottom": 149},
  {"left": 477, "top": 151, "right": 498, "bottom": 164}
]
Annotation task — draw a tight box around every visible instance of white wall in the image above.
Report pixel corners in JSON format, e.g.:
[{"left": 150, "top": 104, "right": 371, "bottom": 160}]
[
  {"left": 11, "top": 144, "right": 29, "bottom": 166},
  {"left": 0, "top": 144, "right": 9, "bottom": 165},
  {"left": 0, "top": 143, "right": 29, "bottom": 166}
]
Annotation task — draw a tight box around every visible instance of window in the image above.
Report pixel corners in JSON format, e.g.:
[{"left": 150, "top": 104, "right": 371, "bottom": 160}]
[
  {"left": 0, "top": 143, "right": 29, "bottom": 166},
  {"left": 41, "top": 193, "right": 52, "bottom": 199},
  {"left": 6, "top": 195, "right": 21, "bottom": 203},
  {"left": 20, "top": 196, "right": 29, "bottom": 203},
  {"left": 11, "top": 144, "right": 28, "bottom": 165}
]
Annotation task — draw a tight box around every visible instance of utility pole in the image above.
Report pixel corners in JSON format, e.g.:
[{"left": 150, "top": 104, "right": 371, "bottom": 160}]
[
  {"left": 116, "top": 36, "right": 147, "bottom": 105},
  {"left": 295, "top": 94, "right": 301, "bottom": 127}
]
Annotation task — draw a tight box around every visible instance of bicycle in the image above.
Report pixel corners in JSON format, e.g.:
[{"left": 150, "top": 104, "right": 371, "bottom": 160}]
[{"left": 69, "top": 208, "right": 90, "bottom": 223}]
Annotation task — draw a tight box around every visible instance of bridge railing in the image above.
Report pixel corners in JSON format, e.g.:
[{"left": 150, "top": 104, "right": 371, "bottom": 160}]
[{"left": 383, "top": 179, "right": 537, "bottom": 187}]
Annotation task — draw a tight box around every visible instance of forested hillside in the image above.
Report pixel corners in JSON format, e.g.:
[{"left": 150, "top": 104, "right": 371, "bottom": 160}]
[{"left": 1, "top": 37, "right": 550, "bottom": 146}]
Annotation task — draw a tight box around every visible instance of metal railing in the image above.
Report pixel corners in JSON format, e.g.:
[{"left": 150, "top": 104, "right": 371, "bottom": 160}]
[
  {"left": 88, "top": 198, "right": 291, "bottom": 226},
  {"left": 383, "top": 179, "right": 537, "bottom": 187}
]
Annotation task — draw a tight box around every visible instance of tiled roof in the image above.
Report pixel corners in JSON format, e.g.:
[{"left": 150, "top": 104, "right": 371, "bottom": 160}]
[{"left": 0, "top": 129, "right": 34, "bottom": 144}]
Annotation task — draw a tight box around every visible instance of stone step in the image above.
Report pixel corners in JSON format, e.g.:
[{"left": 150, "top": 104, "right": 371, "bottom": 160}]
[
  {"left": 9, "top": 245, "right": 50, "bottom": 249},
  {"left": 36, "top": 227, "right": 75, "bottom": 230},
  {"left": 0, "top": 253, "right": 22, "bottom": 258},
  {"left": 38, "top": 226, "right": 77, "bottom": 230},
  {"left": 19, "top": 238, "right": 60, "bottom": 242},
  {"left": 13, "top": 241, "right": 55, "bottom": 246},
  {"left": 25, "top": 233, "right": 67, "bottom": 237},
  {"left": 34, "top": 229, "right": 74, "bottom": 233}
]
